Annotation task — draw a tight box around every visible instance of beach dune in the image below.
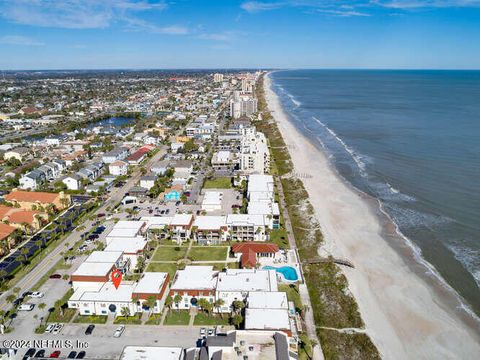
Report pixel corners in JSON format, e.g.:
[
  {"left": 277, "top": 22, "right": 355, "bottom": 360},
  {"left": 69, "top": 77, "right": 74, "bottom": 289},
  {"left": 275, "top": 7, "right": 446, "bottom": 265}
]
[{"left": 265, "top": 74, "right": 480, "bottom": 359}]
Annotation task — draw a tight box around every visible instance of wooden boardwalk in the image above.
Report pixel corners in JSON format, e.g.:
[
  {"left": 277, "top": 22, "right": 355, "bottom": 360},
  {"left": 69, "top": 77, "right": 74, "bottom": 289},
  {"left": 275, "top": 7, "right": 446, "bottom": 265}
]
[{"left": 303, "top": 257, "right": 355, "bottom": 268}]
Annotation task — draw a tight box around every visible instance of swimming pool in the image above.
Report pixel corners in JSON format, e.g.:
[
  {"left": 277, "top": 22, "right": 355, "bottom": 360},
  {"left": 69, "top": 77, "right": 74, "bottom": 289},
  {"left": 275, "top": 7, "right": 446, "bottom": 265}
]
[{"left": 263, "top": 265, "right": 299, "bottom": 281}]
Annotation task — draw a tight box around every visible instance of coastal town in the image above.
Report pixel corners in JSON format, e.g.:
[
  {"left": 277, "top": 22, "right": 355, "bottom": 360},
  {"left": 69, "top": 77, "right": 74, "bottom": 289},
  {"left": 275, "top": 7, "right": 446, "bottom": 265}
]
[{"left": 0, "top": 70, "right": 342, "bottom": 360}]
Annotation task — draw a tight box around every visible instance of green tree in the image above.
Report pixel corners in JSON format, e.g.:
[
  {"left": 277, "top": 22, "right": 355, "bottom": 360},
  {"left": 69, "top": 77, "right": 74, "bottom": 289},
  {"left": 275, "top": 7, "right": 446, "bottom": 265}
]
[
  {"left": 120, "top": 307, "right": 131, "bottom": 318},
  {"left": 173, "top": 294, "right": 182, "bottom": 312},
  {"left": 231, "top": 314, "right": 243, "bottom": 329},
  {"left": 165, "top": 296, "right": 173, "bottom": 314},
  {"left": 146, "top": 296, "right": 157, "bottom": 315},
  {"left": 214, "top": 299, "right": 225, "bottom": 318}
]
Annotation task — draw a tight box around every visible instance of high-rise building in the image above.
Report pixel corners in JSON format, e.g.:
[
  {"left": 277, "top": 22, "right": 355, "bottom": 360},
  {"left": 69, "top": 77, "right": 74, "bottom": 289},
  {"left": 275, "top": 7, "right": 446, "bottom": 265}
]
[{"left": 213, "top": 73, "right": 224, "bottom": 83}]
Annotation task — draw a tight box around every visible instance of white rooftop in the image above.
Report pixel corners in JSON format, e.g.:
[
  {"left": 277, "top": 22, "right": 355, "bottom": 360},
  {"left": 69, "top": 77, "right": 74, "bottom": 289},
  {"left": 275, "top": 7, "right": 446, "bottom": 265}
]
[
  {"left": 107, "top": 228, "right": 141, "bottom": 239},
  {"left": 216, "top": 269, "right": 278, "bottom": 293},
  {"left": 225, "top": 214, "right": 266, "bottom": 227},
  {"left": 247, "top": 174, "right": 274, "bottom": 195},
  {"left": 134, "top": 272, "right": 168, "bottom": 295},
  {"left": 202, "top": 191, "right": 222, "bottom": 206},
  {"left": 248, "top": 201, "right": 280, "bottom": 216},
  {"left": 120, "top": 347, "right": 183, "bottom": 360},
  {"left": 170, "top": 266, "right": 218, "bottom": 291},
  {"left": 72, "top": 262, "right": 114, "bottom": 277},
  {"left": 71, "top": 282, "right": 134, "bottom": 303},
  {"left": 193, "top": 216, "right": 226, "bottom": 230},
  {"left": 104, "top": 237, "right": 147, "bottom": 254},
  {"left": 247, "top": 291, "right": 288, "bottom": 310},
  {"left": 84, "top": 251, "right": 122, "bottom": 264},
  {"left": 113, "top": 220, "right": 146, "bottom": 231},
  {"left": 245, "top": 308, "right": 290, "bottom": 331},
  {"left": 141, "top": 216, "right": 173, "bottom": 229},
  {"left": 171, "top": 213, "right": 193, "bottom": 226}
]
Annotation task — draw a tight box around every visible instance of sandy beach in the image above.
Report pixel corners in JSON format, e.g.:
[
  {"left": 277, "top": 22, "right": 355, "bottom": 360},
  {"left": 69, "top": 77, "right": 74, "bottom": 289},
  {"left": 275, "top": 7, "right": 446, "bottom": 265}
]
[{"left": 264, "top": 74, "right": 480, "bottom": 359}]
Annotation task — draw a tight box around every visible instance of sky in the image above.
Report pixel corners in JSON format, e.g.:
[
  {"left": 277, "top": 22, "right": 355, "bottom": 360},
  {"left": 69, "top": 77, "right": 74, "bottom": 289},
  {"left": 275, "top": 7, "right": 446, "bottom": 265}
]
[{"left": 1, "top": 0, "right": 480, "bottom": 70}]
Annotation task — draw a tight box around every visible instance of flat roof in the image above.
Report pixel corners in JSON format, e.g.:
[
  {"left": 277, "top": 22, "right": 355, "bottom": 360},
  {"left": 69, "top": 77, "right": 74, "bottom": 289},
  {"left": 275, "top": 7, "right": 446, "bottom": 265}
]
[
  {"left": 247, "top": 291, "right": 288, "bottom": 310},
  {"left": 134, "top": 272, "right": 168, "bottom": 294},
  {"left": 225, "top": 214, "right": 266, "bottom": 227},
  {"left": 85, "top": 251, "right": 122, "bottom": 264},
  {"left": 120, "top": 346, "right": 183, "bottom": 360},
  {"left": 72, "top": 262, "right": 114, "bottom": 277},
  {"left": 107, "top": 228, "right": 141, "bottom": 238},
  {"left": 193, "top": 216, "right": 226, "bottom": 230},
  {"left": 104, "top": 237, "right": 147, "bottom": 254},
  {"left": 141, "top": 216, "right": 173, "bottom": 228},
  {"left": 171, "top": 213, "right": 193, "bottom": 226},
  {"left": 113, "top": 220, "right": 146, "bottom": 230},
  {"left": 245, "top": 308, "right": 290, "bottom": 331},
  {"left": 202, "top": 191, "right": 222, "bottom": 206},
  {"left": 73, "top": 282, "right": 134, "bottom": 303},
  {"left": 216, "top": 269, "right": 278, "bottom": 293},
  {"left": 171, "top": 266, "right": 218, "bottom": 291},
  {"left": 247, "top": 174, "right": 274, "bottom": 194}
]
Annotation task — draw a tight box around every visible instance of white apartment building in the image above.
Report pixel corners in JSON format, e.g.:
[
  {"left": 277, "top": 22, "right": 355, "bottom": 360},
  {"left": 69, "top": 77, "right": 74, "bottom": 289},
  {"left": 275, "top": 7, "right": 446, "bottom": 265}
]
[
  {"left": 229, "top": 91, "right": 258, "bottom": 119},
  {"left": 215, "top": 269, "right": 278, "bottom": 312},
  {"left": 239, "top": 127, "right": 270, "bottom": 174},
  {"left": 213, "top": 73, "right": 224, "bottom": 83}
]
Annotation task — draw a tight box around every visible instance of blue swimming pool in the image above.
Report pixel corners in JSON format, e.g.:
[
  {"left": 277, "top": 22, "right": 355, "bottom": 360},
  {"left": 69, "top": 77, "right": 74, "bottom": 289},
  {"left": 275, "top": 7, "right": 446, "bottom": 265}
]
[{"left": 263, "top": 266, "right": 299, "bottom": 281}]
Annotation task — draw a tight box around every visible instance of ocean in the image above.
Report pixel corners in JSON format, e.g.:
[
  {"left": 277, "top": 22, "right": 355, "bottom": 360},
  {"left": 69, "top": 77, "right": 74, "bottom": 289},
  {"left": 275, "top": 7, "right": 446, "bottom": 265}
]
[{"left": 270, "top": 69, "right": 480, "bottom": 316}]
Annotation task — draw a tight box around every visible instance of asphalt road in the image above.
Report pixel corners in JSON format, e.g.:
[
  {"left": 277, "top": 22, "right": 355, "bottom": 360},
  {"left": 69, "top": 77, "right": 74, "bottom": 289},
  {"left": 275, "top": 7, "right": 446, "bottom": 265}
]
[{"left": 0, "top": 144, "right": 168, "bottom": 312}]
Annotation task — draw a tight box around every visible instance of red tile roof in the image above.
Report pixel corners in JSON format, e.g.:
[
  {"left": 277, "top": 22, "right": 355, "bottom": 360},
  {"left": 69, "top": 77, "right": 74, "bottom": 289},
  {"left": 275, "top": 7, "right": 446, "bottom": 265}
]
[
  {"left": 0, "top": 205, "right": 44, "bottom": 226},
  {"left": 127, "top": 147, "right": 151, "bottom": 162},
  {"left": 0, "top": 223, "right": 16, "bottom": 241},
  {"left": 231, "top": 243, "right": 279, "bottom": 268},
  {"left": 4, "top": 190, "right": 60, "bottom": 204}
]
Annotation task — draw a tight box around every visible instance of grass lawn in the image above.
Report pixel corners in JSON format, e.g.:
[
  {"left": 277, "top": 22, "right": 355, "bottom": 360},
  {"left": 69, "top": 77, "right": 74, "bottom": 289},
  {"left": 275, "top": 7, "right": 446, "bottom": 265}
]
[
  {"left": 164, "top": 310, "right": 190, "bottom": 325},
  {"left": 193, "top": 313, "right": 230, "bottom": 326},
  {"left": 146, "top": 263, "right": 178, "bottom": 279},
  {"left": 269, "top": 228, "right": 290, "bottom": 249},
  {"left": 189, "top": 247, "right": 228, "bottom": 261},
  {"left": 152, "top": 246, "right": 188, "bottom": 261},
  {"left": 145, "top": 313, "right": 162, "bottom": 325},
  {"left": 195, "top": 262, "right": 227, "bottom": 271},
  {"left": 73, "top": 315, "right": 108, "bottom": 324},
  {"left": 203, "top": 177, "right": 232, "bottom": 189},
  {"left": 279, "top": 283, "right": 302, "bottom": 311},
  {"left": 47, "top": 308, "right": 76, "bottom": 323},
  {"left": 113, "top": 314, "right": 142, "bottom": 325}
]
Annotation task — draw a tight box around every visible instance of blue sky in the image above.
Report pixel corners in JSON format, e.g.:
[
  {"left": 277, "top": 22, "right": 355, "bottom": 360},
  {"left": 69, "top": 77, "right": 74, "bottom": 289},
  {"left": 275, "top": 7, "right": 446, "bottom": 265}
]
[{"left": 1, "top": 0, "right": 480, "bottom": 69}]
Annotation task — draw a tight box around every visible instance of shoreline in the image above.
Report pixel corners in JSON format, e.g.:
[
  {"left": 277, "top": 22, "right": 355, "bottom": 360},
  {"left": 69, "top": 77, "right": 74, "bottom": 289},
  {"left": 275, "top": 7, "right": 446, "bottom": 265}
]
[{"left": 264, "top": 73, "right": 480, "bottom": 359}]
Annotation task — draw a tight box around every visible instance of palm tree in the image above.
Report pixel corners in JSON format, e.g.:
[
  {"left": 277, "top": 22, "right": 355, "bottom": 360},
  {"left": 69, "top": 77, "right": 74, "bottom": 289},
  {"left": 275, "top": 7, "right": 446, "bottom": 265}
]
[
  {"left": 120, "top": 307, "right": 131, "bottom": 318},
  {"left": 173, "top": 294, "right": 182, "bottom": 312},
  {"left": 165, "top": 296, "right": 173, "bottom": 314},
  {"left": 146, "top": 296, "right": 157, "bottom": 315},
  {"left": 214, "top": 299, "right": 225, "bottom": 318},
  {"left": 231, "top": 314, "right": 243, "bottom": 329},
  {"left": 20, "top": 247, "right": 30, "bottom": 263},
  {"left": 232, "top": 300, "right": 245, "bottom": 315}
]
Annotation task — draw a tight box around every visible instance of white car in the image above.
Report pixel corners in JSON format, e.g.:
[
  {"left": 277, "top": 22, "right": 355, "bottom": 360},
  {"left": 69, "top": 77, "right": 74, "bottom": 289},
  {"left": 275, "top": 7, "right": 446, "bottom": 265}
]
[
  {"left": 200, "top": 328, "right": 206, "bottom": 336},
  {"left": 29, "top": 291, "right": 44, "bottom": 298},
  {"left": 44, "top": 323, "right": 55, "bottom": 333},
  {"left": 52, "top": 323, "right": 63, "bottom": 334},
  {"left": 113, "top": 325, "right": 125, "bottom": 338},
  {"left": 18, "top": 304, "right": 34, "bottom": 311}
]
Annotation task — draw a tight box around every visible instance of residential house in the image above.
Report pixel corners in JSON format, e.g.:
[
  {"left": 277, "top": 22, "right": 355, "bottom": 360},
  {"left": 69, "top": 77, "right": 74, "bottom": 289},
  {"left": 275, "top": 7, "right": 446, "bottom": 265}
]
[
  {"left": 62, "top": 174, "right": 82, "bottom": 191},
  {"left": 231, "top": 243, "right": 279, "bottom": 268},
  {"left": 3, "top": 147, "right": 30, "bottom": 162},
  {"left": 102, "top": 147, "right": 129, "bottom": 164},
  {"left": 140, "top": 175, "right": 156, "bottom": 190},
  {"left": 0, "top": 205, "right": 48, "bottom": 233},
  {"left": 109, "top": 160, "right": 128, "bottom": 176},
  {"left": 0, "top": 223, "right": 17, "bottom": 256}
]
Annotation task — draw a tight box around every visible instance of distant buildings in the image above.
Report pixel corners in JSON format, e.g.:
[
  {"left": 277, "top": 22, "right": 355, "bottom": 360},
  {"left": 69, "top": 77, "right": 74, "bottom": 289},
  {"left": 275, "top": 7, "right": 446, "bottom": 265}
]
[
  {"left": 213, "top": 73, "right": 224, "bottom": 83},
  {"left": 229, "top": 91, "right": 258, "bottom": 119}
]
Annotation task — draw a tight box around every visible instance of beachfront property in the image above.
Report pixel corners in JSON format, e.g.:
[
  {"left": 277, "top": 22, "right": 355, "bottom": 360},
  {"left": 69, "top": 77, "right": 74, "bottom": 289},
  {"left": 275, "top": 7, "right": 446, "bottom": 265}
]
[
  {"left": 247, "top": 174, "right": 280, "bottom": 229},
  {"left": 168, "top": 266, "right": 218, "bottom": 310},
  {"left": 215, "top": 269, "right": 278, "bottom": 313},
  {"left": 231, "top": 243, "right": 280, "bottom": 268},
  {"left": 229, "top": 91, "right": 258, "bottom": 119},
  {"left": 68, "top": 272, "right": 169, "bottom": 317},
  {"left": 239, "top": 127, "right": 270, "bottom": 175},
  {"left": 225, "top": 214, "right": 269, "bottom": 242}
]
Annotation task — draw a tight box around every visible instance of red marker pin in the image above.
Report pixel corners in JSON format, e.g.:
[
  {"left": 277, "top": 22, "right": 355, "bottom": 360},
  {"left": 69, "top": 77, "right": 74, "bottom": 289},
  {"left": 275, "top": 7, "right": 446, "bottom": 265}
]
[{"left": 111, "top": 269, "right": 122, "bottom": 289}]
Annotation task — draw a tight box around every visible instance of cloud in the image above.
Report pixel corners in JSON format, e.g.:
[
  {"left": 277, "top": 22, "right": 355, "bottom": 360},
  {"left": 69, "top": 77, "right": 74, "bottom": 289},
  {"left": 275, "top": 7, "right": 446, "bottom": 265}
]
[
  {"left": 372, "top": 0, "right": 480, "bottom": 8},
  {"left": 240, "top": 1, "right": 286, "bottom": 13},
  {"left": 317, "top": 9, "right": 371, "bottom": 16},
  {"left": 0, "top": 0, "right": 178, "bottom": 31},
  {"left": 0, "top": 35, "right": 44, "bottom": 46}
]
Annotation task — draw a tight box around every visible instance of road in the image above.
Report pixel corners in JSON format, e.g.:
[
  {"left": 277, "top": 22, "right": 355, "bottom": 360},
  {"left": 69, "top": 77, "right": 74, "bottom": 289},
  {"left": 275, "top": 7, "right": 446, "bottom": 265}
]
[
  {"left": 2, "top": 324, "right": 200, "bottom": 359},
  {"left": 0, "top": 145, "right": 168, "bottom": 312}
]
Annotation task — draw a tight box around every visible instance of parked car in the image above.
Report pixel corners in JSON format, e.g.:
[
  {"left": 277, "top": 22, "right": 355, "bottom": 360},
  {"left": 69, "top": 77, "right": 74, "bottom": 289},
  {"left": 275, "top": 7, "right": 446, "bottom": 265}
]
[
  {"left": 97, "top": 213, "right": 105, "bottom": 218},
  {"left": 85, "top": 324, "right": 95, "bottom": 335},
  {"left": 113, "top": 325, "right": 125, "bottom": 338},
  {"left": 18, "top": 303, "right": 35, "bottom": 311},
  {"left": 67, "top": 351, "right": 77, "bottom": 359},
  {"left": 49, "top": 350, "right": 61, "bottom": 358},
  {"left": 165, "top": 209, "right": 170, "bottom": 214},
  {"left": 49, "top": 274, "right": 62, "bottom": 279},
  {"left": 78, "top": 245, "right": 88, "bottom": 252},
  {"left": 88, "top": 234, "right": 99, "bottom": 240},
  {"left": 208, "top": 328, "right": 214, "bottom": 336},
  {"left": 200, "top": 327, "right": 206, "bottom": 336},
  {"left": 76, "top": 351, "right": 86, "bottom": 359},
  {"left": 29, "top": 291, "right": 44, "bottom": 298},
  {"left": 13, "top": 297, "right": 24, "bottom": 306}
]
